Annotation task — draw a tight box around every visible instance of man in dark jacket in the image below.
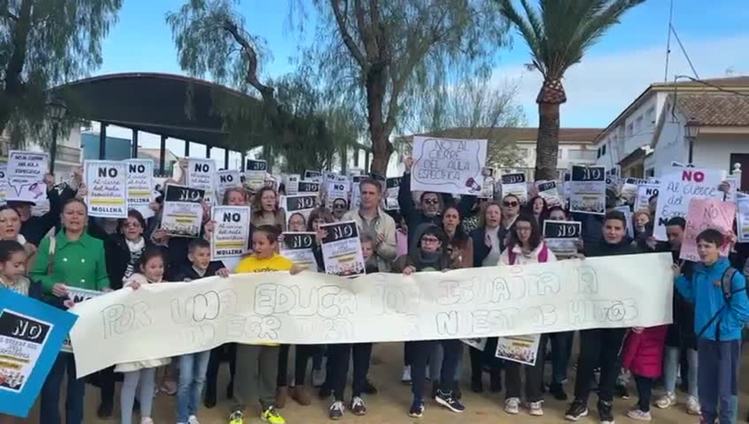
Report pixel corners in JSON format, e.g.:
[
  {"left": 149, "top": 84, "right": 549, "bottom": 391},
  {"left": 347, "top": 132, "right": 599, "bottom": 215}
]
[{"left": 565, "top": 210, "right": 639, "bottom": 424}]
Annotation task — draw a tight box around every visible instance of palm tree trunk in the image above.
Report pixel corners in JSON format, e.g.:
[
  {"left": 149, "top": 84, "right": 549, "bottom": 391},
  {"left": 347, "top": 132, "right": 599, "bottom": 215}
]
[{"left": 535, "top": 102, "right": 561, "bottom": 181}]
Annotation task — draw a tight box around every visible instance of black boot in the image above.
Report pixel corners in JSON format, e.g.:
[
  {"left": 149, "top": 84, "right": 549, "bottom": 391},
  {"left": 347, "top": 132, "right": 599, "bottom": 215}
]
[
  {"left": 470, "top": 374, "right": 483, "bottom": 393},
  {"left": 96, "top": 401, "right": 113, "bottom": 419},
  {"left": 204, "top": 387, "right": 217, "bottom": 409}
]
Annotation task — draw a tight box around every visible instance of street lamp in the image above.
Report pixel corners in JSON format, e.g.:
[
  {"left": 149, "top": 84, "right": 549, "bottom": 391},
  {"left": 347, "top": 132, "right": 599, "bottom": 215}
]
[
  {"left": 47, "top": 98, "right": 68, "bottom": 174},
  {"left": 685, "top": 118, "right": 700, "bottom": 165}
]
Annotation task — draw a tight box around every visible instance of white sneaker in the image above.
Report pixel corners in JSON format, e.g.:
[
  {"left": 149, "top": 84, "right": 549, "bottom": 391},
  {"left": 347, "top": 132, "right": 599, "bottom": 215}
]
[
  {"left": 655, "top": 392, "right": 676, "bottom": 409},
  {"left": 626, "top": 408, "right": 652, "bottom": 421},
  {"left": 504, "top": 397, "right": 520, "bottom": 415},
  {"left": 401, "top": 366, "right": 412, "bottom": 383},
  {"left": 140, "top": 418, "right": 154, "bottom": 424},
  {"left": 686, "top": 395, "right": 701, "bottom": 415},
  {"left": 187, "top": 415, "right": 200, "bottom": 424},
  {"left": 312, "top": 369, "right": 326, "bottom": 387},
  {"left": 528, "top": 400, "right": 544, "bottom": 416}
]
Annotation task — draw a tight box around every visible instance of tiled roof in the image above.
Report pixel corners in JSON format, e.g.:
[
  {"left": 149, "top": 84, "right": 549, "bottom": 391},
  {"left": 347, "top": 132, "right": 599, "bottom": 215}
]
[
  {"left": 655, "top": 76, "right": 749, "bottom": 89},
  {"left": 406, "top": 127, "right": 603, "bottom": 144},
  {"left": 676, "top": 93, "right": 749, "bottom": 126}
]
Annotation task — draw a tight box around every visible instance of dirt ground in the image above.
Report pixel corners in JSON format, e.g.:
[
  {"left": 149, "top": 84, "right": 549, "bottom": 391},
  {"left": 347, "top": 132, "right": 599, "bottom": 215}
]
[{"left": 25, "top": 342, "right": 749, "bottom": 423}]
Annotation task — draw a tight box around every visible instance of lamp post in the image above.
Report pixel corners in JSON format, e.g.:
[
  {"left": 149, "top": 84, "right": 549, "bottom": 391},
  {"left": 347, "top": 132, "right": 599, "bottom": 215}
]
[
  {"left": 47, "top": 98, "right": 68, "bottom": 174},
  {"left": 685, "top": 118, "right": 700, "bottom": 165}
]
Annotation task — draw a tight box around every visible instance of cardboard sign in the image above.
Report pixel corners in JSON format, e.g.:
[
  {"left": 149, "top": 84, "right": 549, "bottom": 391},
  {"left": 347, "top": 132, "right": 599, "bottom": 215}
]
[
  {"left": 569, "top": 166, "right": 606, "bottom": 215},
  {"left": 211, "top": 206, "right": 250, "bottom": 259},
  {"left": 653, "top": 168, "right": 724, "bottom": 240},
  {"left": 542, "top": 220, "right": 581, "bottom": 256},
  {"left": 125, "top": 159, "right": 154, "bottom": 219},
  {"left": 160, "top": 184, "right": 206, "bottom": 237},
  {"left": 320, "top": 221, "right": 365, "bottom": 276},
  {"left": 186, "top": 158, "right": 217, "bottom": 204},
  {"left": 411, "top": 137, "right": 487, "bottom": 195},
  {"left": 280, "top": 232, "right": 318, "bottom": 270},
  {"left": 5, "top": 151, "right": 48, "bottom": 203},
  {"left": 680, "top": 198, "right": 736, "bottom": 261},
  {"left": 84, "top": 160, "right": 128, "bottom": 218},
  {"left": 245, "top": 159, "right": 267, "bottom": 190},
  {"left": 501, "top": 173, "right": 528, "bottom": 204}
]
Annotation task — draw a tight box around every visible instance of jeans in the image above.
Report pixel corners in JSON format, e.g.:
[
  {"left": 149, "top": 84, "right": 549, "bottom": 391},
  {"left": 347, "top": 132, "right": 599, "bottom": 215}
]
[
  {"left": 634, "top": 375, "right": 653, "bottom": 412},
  {"left": 408, "top": 339, "right": 461, "bottom": 401},
  {"left": 177, "top": 351, "right": 211, "bottom": 422},
  {"left": 120, "top": 367, "right": 156, "bottom": 424},
  {"left": 327, "top": 343, "right": 372, "bottom": 401},
  {"left": 697, "top": 338, "right": 740, "bottom": 424},
  {"left": 663, "top": 346, "right": 698, "bottom": 397},
  {"left": 550, "top": 331, "right": 574, "bottom": 385},
  {"left": 232, "top": 344, "right": 279, "bottom": 412},
  {"left": 573, "top": 328, "right": 626, "bottom": 403},
  {"left": 40, "top": 352, "right": 85, "bottom": 424}
]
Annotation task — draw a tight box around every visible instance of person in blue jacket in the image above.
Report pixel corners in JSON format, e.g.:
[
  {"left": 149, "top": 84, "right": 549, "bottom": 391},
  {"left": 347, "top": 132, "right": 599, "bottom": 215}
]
[{"left": 674, "top": 228, "right": 749, "bottom": 424}]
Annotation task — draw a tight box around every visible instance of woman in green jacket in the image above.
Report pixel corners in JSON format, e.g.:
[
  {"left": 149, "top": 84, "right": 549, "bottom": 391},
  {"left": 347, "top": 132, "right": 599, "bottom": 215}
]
[{"left": 30, "top": 198, "right": 110, "bottom": 424}]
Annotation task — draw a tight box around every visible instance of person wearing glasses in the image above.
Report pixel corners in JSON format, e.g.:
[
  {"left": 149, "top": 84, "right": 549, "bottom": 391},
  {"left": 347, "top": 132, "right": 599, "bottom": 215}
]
[
  {"left": 330, "top": 198, "right": 349, "bottom": 221},
  {"left": 500, "top": 194, "right": 522, "bottom": 233}
]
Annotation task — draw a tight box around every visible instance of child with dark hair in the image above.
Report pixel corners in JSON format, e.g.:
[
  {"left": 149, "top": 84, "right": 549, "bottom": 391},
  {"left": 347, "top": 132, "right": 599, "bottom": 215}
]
[
  {"left": 674, "top": 228, "right": 749, "bottom": 424},
  {"left": 565, "top": 210, "right": 639, "bottom": 424}
]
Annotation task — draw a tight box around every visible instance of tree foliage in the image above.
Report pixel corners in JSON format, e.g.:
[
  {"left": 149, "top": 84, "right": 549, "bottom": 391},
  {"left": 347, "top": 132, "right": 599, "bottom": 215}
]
[
  {"left": 303, "top": 0, "right": 510, "bottom": 174},
  {"left": 497, "top": 0, "right": 644, "bottom": 179},
  {"left": 0, "top": 0, "right": 122, "bottom": 146},
  {"left": 167, "top": 0, "right": 360, "bottom": 173}
]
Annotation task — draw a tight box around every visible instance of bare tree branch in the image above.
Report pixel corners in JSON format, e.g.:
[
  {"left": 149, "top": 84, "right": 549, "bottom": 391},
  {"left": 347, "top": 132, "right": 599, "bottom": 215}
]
[
  {"left": 222, "top": 19, "right": 275, "bottom": 101},
  {"left": 330, "top": 0, "right": 367, "bottom": 68}
]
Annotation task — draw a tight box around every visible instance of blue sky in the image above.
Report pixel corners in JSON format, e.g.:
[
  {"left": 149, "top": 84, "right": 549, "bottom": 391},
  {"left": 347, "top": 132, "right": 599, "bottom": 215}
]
[{"left": 96, "top": 0, "right": 749, "bottom": 151}]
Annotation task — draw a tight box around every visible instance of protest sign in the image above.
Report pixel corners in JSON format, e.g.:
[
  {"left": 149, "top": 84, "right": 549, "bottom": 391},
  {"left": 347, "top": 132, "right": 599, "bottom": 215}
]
[
  {"left": 160, "top": 185, "right": 206, "bottom": 237},
  {"left": 621, "top": 178, "right": 647, "bottom": 202},
  {"left": 348, "top": 168, "right": 363, "bottom": 177},
  {"left": 635, "top": 184, "right": 659, "bottom": 212},
  {"left": 384, "top": 177, "right": 401, "bottom": 210},
  {"left": 298, "top": 180, "right": 320, "bottom": 194},
  {"left": 501, "top": 173, "right": 528, "bottom": 203},
  {"left": 320, "top": 220, "right": 365, "bottom": 276},
  {"left": 69, "top": 252, "right": 674, "bottom": 377},
  {"left": 350, "top": 175, "right": 363, "bottom": 210},
  {"left": 217, "top": 170, "right": 241, "bottom": 201},
  {"left": 280, "top": 232, "right": 318, "bottom": 270},
  {"left": 84, "top": 160, "right": 128, "bottom": 218},
  {"left": 653, "top": 168, "right": 724, "bottom": 240},
  {"left": 0, "top": 289, "right": 77, "bottom": 418},
  {"left": 0, "top": 165, "right": 7, "bottom": 205},
  {"left": 282, "top": 194, "right": 317, "bottom": 227},
  {"left": 211, "top": 206, "right": 251, "bottom": 259},
  {"left": 738, "top": 194, "right": 749, "bottom": 243},
  {"left": 125, "top": 159, "right": 154, "bottom": 219},
  {"left": 245, "top": 159, "right": 267, "bottom": 190},
  {"left": 186, "top": 158, "right": 217, "bottom": 203},
  {"left": 411, "top": 137, "right": 487, "bottom": 196},
  {"left": 325, "top": 179, "right": 350, "bottom": 210},
  {"left": 461, "top": 338, "right": 487, "bottom": 350},
  {"left": 536, "top": 181, "right": 561, "bottom": 207},
  {"left": 6, "top": 151, "right": 48, "bottom": 203},
  {"left": 478, "top": 170, "right": 496, "bottom": 200},
  {"left": 284, "top": 174, "right": 300, "bottom": 195},
  {"left": 304, "top": 170, "right": 322, "bottom": 182},
  {"left": 61, "top": 287, "right": 103, "bottom": 353},
  {"left": 680, "top": 198, "right": 736, "bottom": 261},
  {"left": 495, "top": 335, "right": 542, "bottom": 366},
  {"left": 542, "top": 220, "right": 581, "bottom": 257},
  {"left": 569, "top": 166, "right": 606, "bottom": 215}
]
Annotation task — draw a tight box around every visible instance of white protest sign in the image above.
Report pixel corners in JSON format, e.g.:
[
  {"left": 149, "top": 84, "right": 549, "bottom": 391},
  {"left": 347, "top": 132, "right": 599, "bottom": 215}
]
[
  {"left": 384, "top": 177, "right": 401, "bottom": 210},
  {"left": 84, "top": 160, "right": 128, "bottom": 218},
  {"left": 304, "top": 170, "right": 322, "bottom": 182},
  {"left": 160, "top": 184, "right": 205, "bottom": 237},
  {"left": 621, "top": 177, "right": 647, "bottom": 202},
  {"left": 245, "top": 159, "right": 267, "bottom": 190},
  {"left": 211, "top": 206, "right": 251, "bottom": 259},
  {"left": 495, "top": 334, "right": 542, "bottom": 366},
  {"left": 569, "top": 166, "right": 606, "bottom": 215},
  {"left": 282, "top": 194, "right": 317, "bottom": 228},
  {"left": 653, "top": 168, "right": 724, "bottom": 240},
  {"left": 326, "top": 179, "right": 350, "bottom": 204},
  {"left": 536, "top": 181, "right": 561, "bottom": 207},
  {"left": 501, "top": 173, "right": 528, "bottom": 204},
  {"left": 542, "top": 220, "right": 581, "bottom": 257},
  {"left": 6, "top": 151, "right": 48, "bottom": 203},
  {"left": 411, "top": 136, "right": 487, "bottom": 195},
  {"left": 0, "top": 165, "right": 7, "bottom": 205},
  {"left": 69, "top": 252, "right": 674, "bottom": 377},
  {"left": 635, "top": 184, "right": 659, "bottom": 212},
  {"left": 320, "top": 220, "right": 365, "bottom": 276},
  {"left": 125, "top": 159, "right": 154, "bottom": 219},
  {"left": 280, "top": 232, "right": 318, "bottom": 270},
  {"left": 738, "top": 194, "right": 749, "bottom": 243},
  {"left": 217, "top": 170, "right": 241, "bottom": 201},
  {"left": 284, "top": 174, "right": 300, "bottom": 195},
  {"left": 186, "top": 158, "right": 217, "bottom": 203},
  {"left": 62, "top": 288, "right": 102, "bottom": 353}
]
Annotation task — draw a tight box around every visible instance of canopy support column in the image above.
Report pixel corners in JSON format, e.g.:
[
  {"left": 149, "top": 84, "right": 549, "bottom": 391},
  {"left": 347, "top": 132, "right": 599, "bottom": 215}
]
[
  {"left": 99, "top": 123, "right": 107, "bottom": 159},
  {"left": 159, "top": 135, "right": 166, "bottom": 175}
]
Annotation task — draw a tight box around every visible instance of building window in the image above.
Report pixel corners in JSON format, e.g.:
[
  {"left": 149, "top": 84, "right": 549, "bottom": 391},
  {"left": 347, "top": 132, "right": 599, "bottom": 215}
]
[
  {"left": 635, "top": 116, "right": 643, "bottom": 133},
  {"left": 558, "top": 148, "right": 564, "bottom": 159},
  {"left": 646, "top": 106, "right": 656, "bottom": 127},
  {"left": 596, "top": 148, "right": 601, "bottom": 159},
  {"left": 626, "top": 122, "right": 634, "bottom": 137},
  {"left": 602, "top": 144, "right": 607, "bottom": 156}
]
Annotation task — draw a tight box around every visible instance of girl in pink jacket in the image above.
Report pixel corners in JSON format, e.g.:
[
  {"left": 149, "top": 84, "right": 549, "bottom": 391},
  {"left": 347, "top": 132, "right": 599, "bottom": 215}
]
[{"left": 620, "top": 325, "right": 669, "bottom": 421}]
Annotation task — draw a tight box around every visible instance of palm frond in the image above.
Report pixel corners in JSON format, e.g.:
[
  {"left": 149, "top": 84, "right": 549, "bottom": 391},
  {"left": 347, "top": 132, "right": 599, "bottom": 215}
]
[
  {"left": 574, "top": 0, "right": 646, "bottom": 62},
  {"left": 497, "top": 0, "right": 545, "bottom": 75}
]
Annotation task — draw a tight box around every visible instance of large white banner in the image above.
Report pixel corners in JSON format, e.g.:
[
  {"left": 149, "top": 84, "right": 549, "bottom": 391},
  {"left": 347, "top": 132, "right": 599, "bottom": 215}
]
[
  {"left": 70, "top": 252, "right": 673, "bottom": 376},
  {"left": 411, "top": 136, "right": 487, "bottom": 195}
]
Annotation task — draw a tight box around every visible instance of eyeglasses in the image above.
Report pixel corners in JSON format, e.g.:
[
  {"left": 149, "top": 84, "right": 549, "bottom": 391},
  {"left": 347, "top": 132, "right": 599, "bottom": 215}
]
[
  {"left": 503, "top": 201, "right": 518, "bottom": 207},
  {"left": 423, "top": 199, "right": 439, "bottom": 206},
  {"left": 333, "top": 204, "right": 347, "bottom": 209},
  {"left": 123, "top": 221, "right": 142, "bottom": 228},
  {"left": 421, "top": 236, "right": 440, "bottom": 244}
]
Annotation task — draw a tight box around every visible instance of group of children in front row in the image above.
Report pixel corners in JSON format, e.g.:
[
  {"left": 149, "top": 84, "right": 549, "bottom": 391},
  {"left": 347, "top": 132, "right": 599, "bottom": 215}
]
[{"left": 0, "top": 183, "right": 748, "bottom": 424}]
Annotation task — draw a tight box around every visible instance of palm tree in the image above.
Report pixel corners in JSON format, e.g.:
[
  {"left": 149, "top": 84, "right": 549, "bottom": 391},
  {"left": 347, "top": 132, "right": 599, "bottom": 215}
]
[{"left": 498, "top": 0, "right": 644, "bottom": 180}]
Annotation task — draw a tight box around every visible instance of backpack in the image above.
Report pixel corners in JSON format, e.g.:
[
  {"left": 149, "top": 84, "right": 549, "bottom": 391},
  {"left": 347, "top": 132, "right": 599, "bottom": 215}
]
[
  {"left": 696, "top": 266, "right": 743, "bottom": 341},
  {"left": 508, "top": 243, "right": 549, "bottom": 266}
]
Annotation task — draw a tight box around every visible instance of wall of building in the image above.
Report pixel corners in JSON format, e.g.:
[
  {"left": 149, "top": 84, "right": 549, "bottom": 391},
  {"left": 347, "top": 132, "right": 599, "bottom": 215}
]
[
  {"left": 693, "top": 133, "right": 749, "bottom": 173},
  {"left": 652, "top": 112, "right": 688, "bottom": 176}
]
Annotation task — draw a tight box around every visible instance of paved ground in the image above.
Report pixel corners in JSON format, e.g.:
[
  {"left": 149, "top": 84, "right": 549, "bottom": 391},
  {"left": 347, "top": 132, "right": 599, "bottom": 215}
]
[{"left": 26, "top": 342, "right": 749, "bottom": 423}]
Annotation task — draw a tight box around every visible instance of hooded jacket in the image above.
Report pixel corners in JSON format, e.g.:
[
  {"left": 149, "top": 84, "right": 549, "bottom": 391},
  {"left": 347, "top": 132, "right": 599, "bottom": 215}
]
[
  {"left": 392, "top": 223, "right": 451, "bottom": 273},
  {"left": 675, "top": 256, "right": 749, "bottom": 342}
]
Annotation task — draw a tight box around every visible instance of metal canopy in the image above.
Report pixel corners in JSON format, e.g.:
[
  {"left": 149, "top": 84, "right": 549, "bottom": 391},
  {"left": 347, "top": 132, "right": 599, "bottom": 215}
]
[{"left": 52, "top": 72, "right": 267, "bottom": 152}]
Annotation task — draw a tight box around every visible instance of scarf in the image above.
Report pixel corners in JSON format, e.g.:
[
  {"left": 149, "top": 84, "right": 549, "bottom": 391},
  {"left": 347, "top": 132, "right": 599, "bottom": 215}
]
[
  {"left": 123, "top": 237, "right": 146, "bottom": 282},
  {"left": 417, "top": 250, "right": 442, "bottom": 271}
]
